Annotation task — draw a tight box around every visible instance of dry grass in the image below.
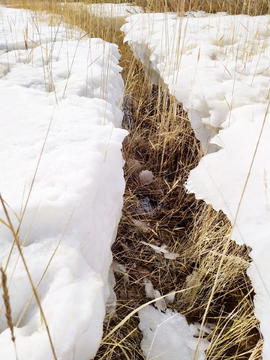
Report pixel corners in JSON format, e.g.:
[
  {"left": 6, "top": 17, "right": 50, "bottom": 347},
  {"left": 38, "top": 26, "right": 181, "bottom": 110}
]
[
  {"left": 1, "top": 267, "right": 15, "bottom": 344},
  {"left": 2, "top": 1, "right": 266, "bottom": 359},
  {"left": 139, "top": 0, "right": 270, "bottom": 16}
]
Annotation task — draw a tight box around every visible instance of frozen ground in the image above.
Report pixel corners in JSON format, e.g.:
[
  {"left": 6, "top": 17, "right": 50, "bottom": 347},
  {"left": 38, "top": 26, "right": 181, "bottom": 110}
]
[
  {"left": 0, "top": 6, "right": 127, "bottom": 360},
  {"left": 122, "top": 12, "right": 270, "bottom": 359}
]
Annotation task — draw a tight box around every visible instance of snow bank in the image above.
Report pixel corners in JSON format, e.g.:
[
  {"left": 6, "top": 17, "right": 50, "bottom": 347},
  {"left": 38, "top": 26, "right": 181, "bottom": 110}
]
[
  {"left": 0, "top": 6, "right": 127, "bottom": 360},
  {"left": 122, "top": 13, "right": 270, "bottom": 153},
  {"left": 122, "top": 12, "right": 270, "bottom": 358}
]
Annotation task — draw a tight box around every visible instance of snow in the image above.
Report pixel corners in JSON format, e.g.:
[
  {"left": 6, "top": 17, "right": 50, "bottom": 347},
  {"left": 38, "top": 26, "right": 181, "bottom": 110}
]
[
  {"left": 122, "top": 13, "right": 270, "bottom": 153},
  {"left": 89, "top": 2, "right": 142, "bottom": 19},
  {"left": 0, "top": 6, "right": 127, "bottom": 360},
  {"left": 122, "top": 12, "right": 270, "bottom": 359},
  {"left": 139, "top": 305, "right": 209, "bottom": 360}
]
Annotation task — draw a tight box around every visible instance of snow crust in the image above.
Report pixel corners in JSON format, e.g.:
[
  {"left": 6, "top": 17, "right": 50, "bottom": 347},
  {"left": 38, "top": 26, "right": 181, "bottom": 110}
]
[
  {"left": 139, "top": 305, "right": 209, "bottom": 360},
  {"left": 122, "top": 12, "right": 270, "bottom": 358},
  {"left": 0, "top": 6, "right": 127, "bottom": 360}
]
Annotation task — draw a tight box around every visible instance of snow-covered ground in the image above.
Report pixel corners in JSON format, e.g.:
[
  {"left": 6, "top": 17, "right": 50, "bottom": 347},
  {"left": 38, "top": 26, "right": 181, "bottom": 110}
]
[
  {"left": 0, "top": 6, "right": 127, "bottom": 360},
  {"left": 122, "top": 12, "right": 270, "bottom": 358}
]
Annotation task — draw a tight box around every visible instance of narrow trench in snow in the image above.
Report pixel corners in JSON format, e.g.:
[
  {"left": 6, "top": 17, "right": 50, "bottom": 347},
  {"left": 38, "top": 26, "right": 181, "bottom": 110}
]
[
  {"left": 96, "top": 39, "right": 260, "bottom": 359},
  {"left": 6, "top": 2, "right": 260, "bottom": 358}
]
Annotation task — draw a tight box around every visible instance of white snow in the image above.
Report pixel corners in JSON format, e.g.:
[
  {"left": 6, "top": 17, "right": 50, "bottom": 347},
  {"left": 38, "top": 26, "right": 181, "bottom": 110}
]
[
  {"left": 122, "top": 12, "right": 270, "bottom": 359},
  {"left": 0, "top": 6, "right": 127, "bottom": 360},
  {"left": 139, "top": 305, "right": 209, "bottom": 360},
  {"left": 122, "top": 13, "right": 270, "bottom": 153},
  {"left": 89, "top": 2, "right": 142, "bottom": 19}
]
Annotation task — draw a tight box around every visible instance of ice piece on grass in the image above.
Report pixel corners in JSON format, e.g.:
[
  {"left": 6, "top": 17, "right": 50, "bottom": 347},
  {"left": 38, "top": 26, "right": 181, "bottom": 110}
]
[
  {"left": 165, "top": 292, "right": 175, "bottom": 304},
  {"left": 127, "top": 158, "right": 142, "bottom": 172},
  {"left": 106, "top": 267, "right": 117, "bottom": 316},
  {"left": 139, "top": 170, "right": 154, "bottom": 185},
  {"left": 154, "top": 292, "right": 167, "bottom": 312},
  {"left": 142, "top": 241, "right": 179, "bottom": 259},
  {"left": 111, "top": 261, "right": 129, "bottom": 284},
  {"left": 144, "top": 278, "right": 156, "bottom": 299},
  {"left": 133, "top": 219, "right": 150, "bottom": 232},
  {"left": 143, "top": 279, "right": 167, "bottom": 312},
  {"left": 164, "top": 252, "right": 179, "bottom": 260},
  {"left": 139, "top": 305, "right": 209, "bottom": 360}
]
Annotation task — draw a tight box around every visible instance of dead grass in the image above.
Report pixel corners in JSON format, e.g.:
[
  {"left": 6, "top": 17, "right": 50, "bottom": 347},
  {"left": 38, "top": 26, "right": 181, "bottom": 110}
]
[
  {"left": 2, "top": 1, "right": 265, "bottom": 359},
  {"left": 129, "top": 0, "right": 269, "bottom": 16}
]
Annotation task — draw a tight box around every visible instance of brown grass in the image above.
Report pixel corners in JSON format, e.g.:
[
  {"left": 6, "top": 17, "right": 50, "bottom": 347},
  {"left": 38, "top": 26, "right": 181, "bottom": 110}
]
[
  {"left": 1, "top": 267, "right": 15, "bottom": 343},
  {"left": 138, "top": 0, "right": 270, "bottom": 16},
  {"left": 2, "top": 1, "right": 266, "bottom": 359},
  {"left": 1, "top": 266, "right": 18, "bottom": 360}
]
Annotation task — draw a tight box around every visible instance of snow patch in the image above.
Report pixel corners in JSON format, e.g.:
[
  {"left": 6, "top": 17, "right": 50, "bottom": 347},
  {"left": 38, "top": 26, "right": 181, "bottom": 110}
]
[
  {"left": 0, "top": 6, "right": 127, "bottom": 360},
  {"left": 139, "top": 305, "right": 209, "bottom": 360}
]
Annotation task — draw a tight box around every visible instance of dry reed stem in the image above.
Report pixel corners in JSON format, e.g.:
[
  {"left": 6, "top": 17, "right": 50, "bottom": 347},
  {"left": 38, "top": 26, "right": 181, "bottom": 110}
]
[
  {"left": 1, "top": 267, "right": 15, "bottom": 343},
  {"left": 1, "top": 266, "right": 18, "bottom": 360}
]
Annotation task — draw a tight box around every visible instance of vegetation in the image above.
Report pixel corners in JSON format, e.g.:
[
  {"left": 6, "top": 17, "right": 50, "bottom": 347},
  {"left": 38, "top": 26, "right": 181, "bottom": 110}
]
[{"left": 3, "top": 0, "right": 269, "bottom": 359}]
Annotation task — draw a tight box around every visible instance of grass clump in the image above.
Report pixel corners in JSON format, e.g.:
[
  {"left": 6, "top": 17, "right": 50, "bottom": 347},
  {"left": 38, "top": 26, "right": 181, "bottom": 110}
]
[
  {"left": 2, "top": 1, "right": 266, "bottom": 359},
  {"left": 139, "top": 0, "right": 270, "bottom": 16}
]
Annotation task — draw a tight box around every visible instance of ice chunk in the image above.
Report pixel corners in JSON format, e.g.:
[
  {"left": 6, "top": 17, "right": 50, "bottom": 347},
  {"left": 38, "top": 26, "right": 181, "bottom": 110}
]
[
  {"left": 139, "top": 305, "right": 209, "bottom": 360},
  {"left": 143, "top": 279, "right": 167, "bottom": 312},
  {"left": 142, "top": 241, "right": 179, "bottom": 259},
  {"left": 139, "top": 170, "right": 154, "bottom": 185}
]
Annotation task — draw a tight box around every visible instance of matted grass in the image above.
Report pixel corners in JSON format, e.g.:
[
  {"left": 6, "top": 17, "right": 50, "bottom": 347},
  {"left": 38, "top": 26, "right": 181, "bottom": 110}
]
[{"left": 2, "top": 1, "right": 266, "bottom": 359}]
